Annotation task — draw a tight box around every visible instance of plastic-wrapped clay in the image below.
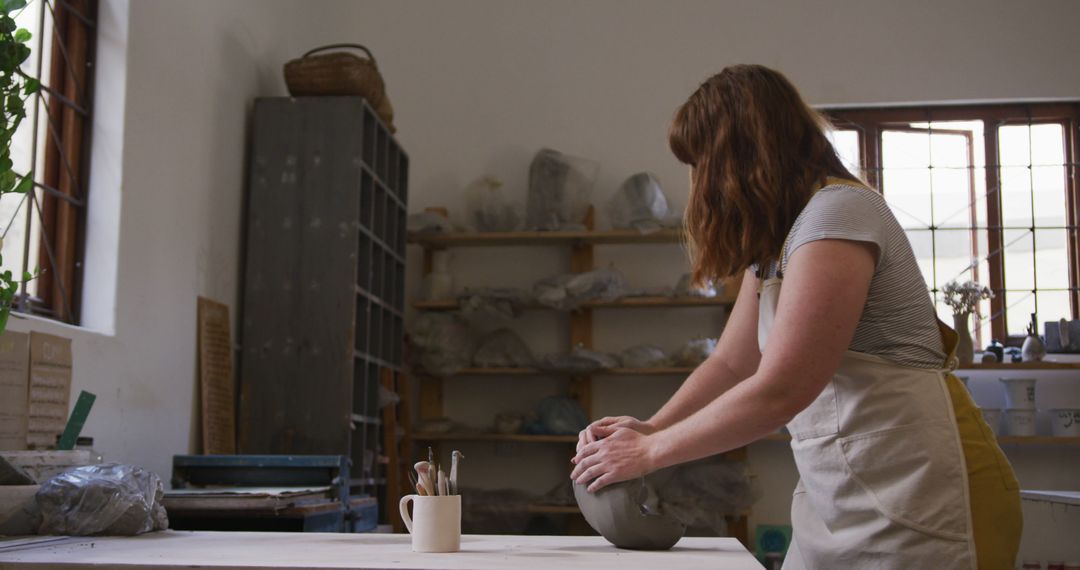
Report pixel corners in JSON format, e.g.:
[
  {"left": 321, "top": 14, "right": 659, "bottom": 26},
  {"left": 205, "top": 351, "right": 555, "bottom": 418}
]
[
  {"left": 36, "top": 464, "right": 169, "bottom": 536},
  {"left": 526, "top": 148, "right": 598, "bottom": 231},
  {"left": 673, "top": 273, "right": 718, "bottom": 298},
  {"left": 658, "top": 456, "right": 756, "bottom": 532},
  {"left": 407, "top": 211, "right": 455, "bottom": 234},
  {"left": 674, "top": 337, "right": 717, "bottom": 366},
  {"left": 534, "top": 267, "right": 628, "bottom": 311},
  {"left": 606, "top": 172, "right": 669, "bottom": 234},
  {"left": 410, "top": 313, "right": 474, "bottom": 375},
  {"left": 618, "top": 344, "right": 671, "bottom": 369},
  {"left": 465, "top": 177, "right": 524, "bottom": 232},
  {"left": 415, "top": 417, "right": 460, "bottom": 434},
  {"left": 523, "top": 396, "right": 589, "bottom": 435},
  {"left": 457, "top": 287, "right": 533, "bottom": 320},
  {"left": 493, "top": 412, "right": 527, "bottom": 434},
  {"left": 537, "top": 347, "right": 620, "bottom": 374},
  {"left": 472, "top": 328, "right": 535, "bottom": 368}
]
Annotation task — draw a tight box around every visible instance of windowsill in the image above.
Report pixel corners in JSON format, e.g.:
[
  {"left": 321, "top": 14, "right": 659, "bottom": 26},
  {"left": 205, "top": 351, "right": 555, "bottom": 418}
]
[{"left": 5, "top": 310, "right": 115, "bottom": 339}]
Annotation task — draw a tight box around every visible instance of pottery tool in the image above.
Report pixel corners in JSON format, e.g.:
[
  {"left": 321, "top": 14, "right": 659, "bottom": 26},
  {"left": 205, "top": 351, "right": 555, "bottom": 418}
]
[
  {"left": 414, "top": 461, "right": 435, "bottom": 496},
  {"left": 56, "top": 391, "right": 96, "bottom": 450},
  {"left": 449, "top": 450, "right": 464, "bottom": 495},
  {"left": 438, "top": 469, "right": 448, "bottom": 496}
]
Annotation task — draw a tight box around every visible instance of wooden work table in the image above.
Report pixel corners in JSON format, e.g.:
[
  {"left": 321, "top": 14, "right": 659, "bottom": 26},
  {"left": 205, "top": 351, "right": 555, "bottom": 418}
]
[{"left": 0, "top": 531, "right": 762, "bottom": 570}]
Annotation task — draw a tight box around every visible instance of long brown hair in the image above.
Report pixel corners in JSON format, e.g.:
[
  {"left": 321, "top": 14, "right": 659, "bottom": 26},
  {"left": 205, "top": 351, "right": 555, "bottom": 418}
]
[{"left": 669, "top": 64, "right": 856, "bottom": 284}]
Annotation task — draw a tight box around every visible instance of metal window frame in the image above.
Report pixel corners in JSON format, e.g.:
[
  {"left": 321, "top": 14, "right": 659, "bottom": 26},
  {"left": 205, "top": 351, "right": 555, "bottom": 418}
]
[{"left": 13, "top": 0, "right": 98, "bottom": 324}]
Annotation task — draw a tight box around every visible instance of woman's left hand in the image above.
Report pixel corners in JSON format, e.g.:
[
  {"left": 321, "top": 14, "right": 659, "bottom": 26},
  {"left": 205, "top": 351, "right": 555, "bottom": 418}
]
[{"left": 570, "top": 427, "right": 659, "bottom": 492}]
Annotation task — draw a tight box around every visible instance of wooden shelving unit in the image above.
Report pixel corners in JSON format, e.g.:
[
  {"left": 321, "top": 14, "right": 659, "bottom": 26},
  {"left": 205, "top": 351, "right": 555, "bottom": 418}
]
[
  {"left": 414, "top": 294, "right": 736, "bottom": 312},
  {"left": 959, "top": 362, "right": 1080, "bottom": 370},
  {"left": 407, "top": 218, "right": 750, "bottom": 544},
  {"left": 754, "top": 433, "right": 1080, "bottom": 446},
  {"left": 412, "top": 432, "right": 578, "bottom": 444},
  {"left": 451, "top": 367, "right": 696, "bottom": 377}
]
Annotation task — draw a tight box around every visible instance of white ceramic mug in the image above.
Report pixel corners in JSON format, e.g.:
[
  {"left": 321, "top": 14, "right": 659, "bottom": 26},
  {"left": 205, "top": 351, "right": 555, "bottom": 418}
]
[
  {"left": 1000, "top": 378, "right": 1037, "bottom": 409},
  {"left": 1005, "top": 408, "right": 1036, "bottom": 436},
  {"left": 1050, "top": 409, "right": 1080, "bottom": 437},
  {"left": 399, "top": 494, "right": 461, "bottom": 553}
]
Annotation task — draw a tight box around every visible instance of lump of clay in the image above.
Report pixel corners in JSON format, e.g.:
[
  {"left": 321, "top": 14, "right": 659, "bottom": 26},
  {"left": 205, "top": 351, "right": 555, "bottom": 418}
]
[
  {"left": 606, "top": 172, "right": 669, "bottom": 234},
  {"left": 534, "top": 267, "right": 628, "bottom": 311},
  {"left": 526, "top": 148, "right": 597, "bottom": 231},
  {"left": 573, "top": 468, "right": 685, "bottom": 550},
  {"left": 472, "top": 328, "right": 535, "bottom": 368},
  {"left": 411, "top": 313, "right": 474, "bottom": 375},
  {"left": 465, "top": 176, "right": 524, "bottom": 232}
]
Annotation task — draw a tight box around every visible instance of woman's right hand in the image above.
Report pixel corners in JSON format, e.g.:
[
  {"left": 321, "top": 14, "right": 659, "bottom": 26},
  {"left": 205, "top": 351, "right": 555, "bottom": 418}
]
[{"left": 575, "top": 416, "right": 656, "bottom": 455}]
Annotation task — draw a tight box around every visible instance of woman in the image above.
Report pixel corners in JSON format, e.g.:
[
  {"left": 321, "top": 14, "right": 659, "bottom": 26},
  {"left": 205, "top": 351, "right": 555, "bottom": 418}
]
[{"left": 570, "top": 65, "right": 1022, "bottom": 569}]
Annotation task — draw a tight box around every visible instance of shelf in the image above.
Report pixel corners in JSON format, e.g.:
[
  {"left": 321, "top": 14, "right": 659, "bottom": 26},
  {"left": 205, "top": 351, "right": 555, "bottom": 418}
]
[
  {"left": 1019, "top": 490, "right": 1080, "bottom": 507},
  {"left": 958, "top": 362, "right": 1080, "bottom": 370},
  {"left": 408, "top": 228, "right": 684, "bottom": 248},
  {"left": 754, "top": 433, "right": 1080, "bottom": 446},
  {"left": 413, "top": 295, "right": 735, "bottom": 312},
  {"left": 412, "top": 432, "right": 577, "bottom": 444},
  {"left": 997, "top": 436, "right": 1080, "bottom": 445},
  {"left": 451, "top": 367, "right": 695, "bottom": 377}
]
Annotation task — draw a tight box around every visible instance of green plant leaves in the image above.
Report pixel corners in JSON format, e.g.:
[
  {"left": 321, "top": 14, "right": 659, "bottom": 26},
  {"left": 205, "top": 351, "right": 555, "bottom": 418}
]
[
  {"left": 1, "top": 0, "right": 27, "bottom": 14},
  {"left": 12, "top": 171, "right": 31, "bottom": 193},
  {"left": 0, "top": 0, "right": 36, "bottom": 336}
]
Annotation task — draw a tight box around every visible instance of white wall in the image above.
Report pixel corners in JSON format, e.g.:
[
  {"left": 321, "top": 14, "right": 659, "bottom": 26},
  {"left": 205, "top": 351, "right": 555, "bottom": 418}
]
[{"left": 5, "top": 0, "right": 1078, "bottom": 561}]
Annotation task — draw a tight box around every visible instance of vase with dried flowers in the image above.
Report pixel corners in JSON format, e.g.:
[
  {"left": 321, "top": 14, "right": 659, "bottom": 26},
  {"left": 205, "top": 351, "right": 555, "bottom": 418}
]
[{"left": 942, "top": 280, "right": 994, "bottom": 365}]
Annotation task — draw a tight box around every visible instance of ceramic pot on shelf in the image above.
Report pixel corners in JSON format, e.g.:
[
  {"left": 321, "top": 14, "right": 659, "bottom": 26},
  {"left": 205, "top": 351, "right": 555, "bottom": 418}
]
[
  {"left": 953, "top": 313, "right": 975, "bottom": 366},
  {"left": 1021, "top": 313, "right": 1046, "bottom": 362}
]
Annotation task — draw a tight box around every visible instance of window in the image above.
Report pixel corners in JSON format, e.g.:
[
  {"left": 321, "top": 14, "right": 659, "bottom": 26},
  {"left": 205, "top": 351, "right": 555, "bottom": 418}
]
[
  {"left": 825, "top": 104, "right": 1080, "bottom": 345},
  {"left": 0, "top": 0, "right": 97, "bottom": 324}
]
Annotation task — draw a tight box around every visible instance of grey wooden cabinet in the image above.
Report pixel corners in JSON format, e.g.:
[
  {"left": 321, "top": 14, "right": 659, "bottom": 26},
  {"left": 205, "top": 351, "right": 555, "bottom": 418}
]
[{"left": 238, "top": 97, "right": 407, "bottom": 496}]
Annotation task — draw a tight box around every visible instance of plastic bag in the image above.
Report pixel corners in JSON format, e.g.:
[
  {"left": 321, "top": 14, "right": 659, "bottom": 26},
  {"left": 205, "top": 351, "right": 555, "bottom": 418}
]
[
  {"left": 473, "top": 328, "right": 535, "bottom": 368},
  {"left": 534, "top": 267, "right": 627, "bottom": 311},
  {"left": 674, "top": 337, "right": 717, "bottom": 366},
  {"left": 606, "top": 172, "right": 669, "bottom": 233},
  {"left": 411, "top": 313, "right": 474, "bottom": 375},
  {"left": 673, "top": 273, "right": 718, "bottom": 298},
  {"left": 527, "top": 148, "right": 598, "bottom": 231},
  {"left": 407, "top": 211, "right": 455, "bottom": 234},
  {"left": 618, "top": 344, "right": 670, "bottom": 369},
  {"left": 537, "top": 347, "right": 620, "bottom": 374},
  {"left": 36, "top": 464, "right": 168, "bottom": 536},
  {"left": 524, "top": 396, "right": 589, "bottom": 435},
  {"left": 465, "top": 177, "right": 524, "bottom": 232},
  {"left": 457, "top": 287, "right": 532, "bottom": 320},
  {"left": 659, "top": 456, "right": 756, "bottom": 532}
]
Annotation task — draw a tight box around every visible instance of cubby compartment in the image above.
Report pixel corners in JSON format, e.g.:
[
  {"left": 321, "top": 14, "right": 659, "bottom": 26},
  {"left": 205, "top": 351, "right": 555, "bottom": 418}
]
[
  {"left": 355, "top": 297, "right": 370, "bottom": 354},
  {"left": 360, "top": 171, "right": 375, "bottom": 230},
  {"left": 373, "top": 184, "right": 386, "bottom": 239},
  {"left": 369, "top": 305, "right": 383, "bottom": 361},
  {"left": 376, "top": 127, "right": 388, "bottom": 182},
  {"left": 357, "top": 233, "right": 372, "bottom": 292},
  {"left": 382, "top": 249, "right": 395, "bottom": 306},
  {"left": 371, "top": 250, "right": 384, "bottom": 301}
]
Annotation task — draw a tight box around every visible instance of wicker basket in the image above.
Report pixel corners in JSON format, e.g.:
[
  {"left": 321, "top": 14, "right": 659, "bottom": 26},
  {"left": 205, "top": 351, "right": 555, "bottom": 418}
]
[{"left": 284, "top": 44, "right": 395, "bottom": 132}]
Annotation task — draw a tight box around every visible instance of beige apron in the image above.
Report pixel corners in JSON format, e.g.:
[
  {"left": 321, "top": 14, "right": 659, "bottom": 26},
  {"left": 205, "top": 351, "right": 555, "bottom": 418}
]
[{"left": 758, "top": 271, "right": 978, "bottom": 569}]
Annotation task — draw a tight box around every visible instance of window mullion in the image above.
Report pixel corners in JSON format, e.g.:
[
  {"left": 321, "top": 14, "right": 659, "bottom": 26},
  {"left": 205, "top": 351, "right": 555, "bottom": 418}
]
[{"left": 984, "top": 120, "right": 1007, "bottom": 339}]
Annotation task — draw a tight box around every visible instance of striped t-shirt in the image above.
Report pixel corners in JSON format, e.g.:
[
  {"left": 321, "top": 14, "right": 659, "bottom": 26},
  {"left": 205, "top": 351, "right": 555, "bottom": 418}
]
[{"left": 758, "top": 179, "right": 946, "bottom": 369}]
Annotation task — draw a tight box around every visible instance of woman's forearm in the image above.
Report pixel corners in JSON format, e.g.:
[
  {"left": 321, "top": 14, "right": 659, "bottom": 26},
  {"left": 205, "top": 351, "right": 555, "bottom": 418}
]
[
  {"left": 647, "top": 354, "right": 748, "bottom": 430},
  {"left": 650, "top": 370, "right": 798, "bottom": 469}
]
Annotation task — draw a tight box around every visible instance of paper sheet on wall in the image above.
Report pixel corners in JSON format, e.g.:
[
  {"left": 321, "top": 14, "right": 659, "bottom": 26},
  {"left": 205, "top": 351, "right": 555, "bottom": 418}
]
[
  {"left": 27, "top": 332, "right": 72, "bottom": 449},
  {"left": 198, "top": 297, "right": 236, "bottom": 454},
  {"left": 0, "top": 331, "right": 29, "bottom": 451}
]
